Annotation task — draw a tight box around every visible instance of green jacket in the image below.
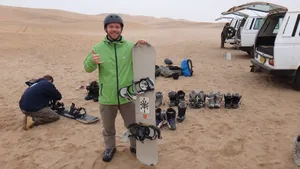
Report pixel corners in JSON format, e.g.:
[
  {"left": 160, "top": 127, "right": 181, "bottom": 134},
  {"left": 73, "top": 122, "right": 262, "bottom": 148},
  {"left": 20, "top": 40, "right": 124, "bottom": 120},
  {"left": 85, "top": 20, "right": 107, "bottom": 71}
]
[{"left": 83, "top": 36, "right": 134, "bottom": 105}]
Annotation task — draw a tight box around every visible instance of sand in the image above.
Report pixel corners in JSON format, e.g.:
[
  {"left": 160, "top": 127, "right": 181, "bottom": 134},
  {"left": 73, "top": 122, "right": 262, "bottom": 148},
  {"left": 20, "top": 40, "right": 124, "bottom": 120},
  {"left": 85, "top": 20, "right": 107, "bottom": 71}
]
[{"left": 1, "top": 5, "right": 300, "bottom": 169}]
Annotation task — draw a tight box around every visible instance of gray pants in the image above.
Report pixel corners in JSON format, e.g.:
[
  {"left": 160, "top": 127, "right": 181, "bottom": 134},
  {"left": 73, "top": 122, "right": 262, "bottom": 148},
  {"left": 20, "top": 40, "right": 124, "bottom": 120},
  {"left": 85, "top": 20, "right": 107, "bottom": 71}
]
[
  {"left": 99, "top": 102, "right": 136, "bottom": 150},
  {"left": 22, "top": 107, "right": 60, "bottom": 125}
]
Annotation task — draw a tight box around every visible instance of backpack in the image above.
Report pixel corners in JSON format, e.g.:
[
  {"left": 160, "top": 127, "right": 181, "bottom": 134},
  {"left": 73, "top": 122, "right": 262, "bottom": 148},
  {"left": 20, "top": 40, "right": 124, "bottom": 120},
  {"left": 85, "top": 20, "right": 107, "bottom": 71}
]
[{"left": 181, "top": 58, "right": 193, "bottom": 77}]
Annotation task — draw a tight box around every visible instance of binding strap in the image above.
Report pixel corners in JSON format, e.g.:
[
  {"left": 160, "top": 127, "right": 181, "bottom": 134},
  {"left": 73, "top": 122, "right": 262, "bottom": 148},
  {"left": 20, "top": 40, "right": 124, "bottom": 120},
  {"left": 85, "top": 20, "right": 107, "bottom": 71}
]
[
  {"left": 133, "top": 77, "right": 154, "bottom": 94},
  {"left": 68, "top": 103, "right": 87, "bottom": 119},
  {"left": 119, "top": 77, "right": 155, "bottom": 101},
  {"left": 119, "top": 86, "right": 136, "bottom": 101},
  {"left": 127, "top": 123, "right": 162, "bottom": 143},
  {"left": 49, "top": 100, "right": 65, "bottom": 114},
  {"left": 186, "top": 59, "right": 193, "bottom": 76}
]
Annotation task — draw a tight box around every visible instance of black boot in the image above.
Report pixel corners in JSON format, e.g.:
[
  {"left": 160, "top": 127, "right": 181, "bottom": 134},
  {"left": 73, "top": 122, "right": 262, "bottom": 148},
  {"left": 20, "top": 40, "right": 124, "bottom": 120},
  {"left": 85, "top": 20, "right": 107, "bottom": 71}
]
[
  {"left": 224, "top": 92, "right": 233, "bottom": 109},
  {"left": 166, "top": 108, "right": 176, "bottom": 130},
  {"left": 155, "top": 108, "right": 163, "bottom": 127},
  {"left": 231, "top": 93, "right": 242, "bottom": 109},
  {"left": 155, "top": 91, "right": 163, "bottom": 108},
  {"left": 85, "top": 81, "right": 99, "bottom": 101},
  {"left": 85, "top": 92, "right": 94, "bottom": 100},
  {"left": 177, "top": 90, "right": 185, "bottom": 103},
  {"left": 92, "top": 92, "right": 99, "bottom": 102},
  {"left": 189, "top": 90, "right": 198, "bottom": 108},
  {"left": 177, "top": 101, "right": 187, "bottom": 123},
  {"left": 102, "top": 148, "right": 116, "bottom": 162},
  {"left": 168, "top": 91, "right": 178, "bottom": 107}
]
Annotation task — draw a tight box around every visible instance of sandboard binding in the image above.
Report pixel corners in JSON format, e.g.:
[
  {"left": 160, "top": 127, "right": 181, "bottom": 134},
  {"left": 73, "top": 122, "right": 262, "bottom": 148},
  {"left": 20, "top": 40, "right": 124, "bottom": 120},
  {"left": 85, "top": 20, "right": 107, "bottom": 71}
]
[
  {"left": 122, "top": 122, "right": 162, "bottom": 143},
  {"left": 49, "top": 101, "right": 99, "bottom": 124},
  {"left": 119, "top": 77, "right": 155, "bottom": 101}
]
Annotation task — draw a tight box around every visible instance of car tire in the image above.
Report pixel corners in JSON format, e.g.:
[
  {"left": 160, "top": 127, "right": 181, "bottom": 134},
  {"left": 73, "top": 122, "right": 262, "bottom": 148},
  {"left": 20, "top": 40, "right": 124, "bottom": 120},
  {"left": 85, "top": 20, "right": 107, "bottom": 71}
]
[
  {"left": 225, "top": 26, "right": 236, "bottom": 39},
  {"left": 292, "top": 69, "right": 300, "bottom": 91}
]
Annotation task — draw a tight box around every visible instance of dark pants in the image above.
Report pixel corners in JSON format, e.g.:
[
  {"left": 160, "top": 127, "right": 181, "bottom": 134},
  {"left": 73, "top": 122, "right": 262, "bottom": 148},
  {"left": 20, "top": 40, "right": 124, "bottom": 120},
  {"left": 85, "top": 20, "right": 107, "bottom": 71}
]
[
  {"left": 99, "top": 102, "right": 136, "bottom": 150},
  {"left": 22, "top": 107, "right": 60, "bottom": 125},
  {"left": 221, "top": 33, "right": 225, "bottom": 48}
]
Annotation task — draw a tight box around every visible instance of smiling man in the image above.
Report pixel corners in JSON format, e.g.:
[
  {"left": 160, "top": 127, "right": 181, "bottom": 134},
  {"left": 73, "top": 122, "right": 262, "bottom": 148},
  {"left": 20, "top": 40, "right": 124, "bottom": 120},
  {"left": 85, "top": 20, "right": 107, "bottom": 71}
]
[{"left": 83, "top": 13, "right": 146, "bottom": 162}]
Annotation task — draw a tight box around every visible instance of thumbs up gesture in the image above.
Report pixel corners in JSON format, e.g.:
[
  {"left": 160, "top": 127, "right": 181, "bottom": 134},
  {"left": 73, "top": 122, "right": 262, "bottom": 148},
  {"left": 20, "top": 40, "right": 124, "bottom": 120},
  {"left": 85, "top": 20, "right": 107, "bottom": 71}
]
[{"left": 91, "top": 50, "right": 104, "bottom": 64}]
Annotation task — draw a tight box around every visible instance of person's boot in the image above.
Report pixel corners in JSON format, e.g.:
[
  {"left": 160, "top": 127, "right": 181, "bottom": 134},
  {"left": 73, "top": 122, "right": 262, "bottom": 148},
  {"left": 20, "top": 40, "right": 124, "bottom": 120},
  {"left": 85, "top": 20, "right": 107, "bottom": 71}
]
[
  {"left": 130, "top": 146, "right": 136, "bottom": 155},
  {"left": 85, "top": 81, "right": 99, "bottom": 101},
  {"left": 155, "top": 91, "right": 163, "bottom": 108},
  {"left": 177, "top": 101, "right": 187, "bottom": 123},
  {"left": 102, "top": 148, "right": 116, "bottom": 162},
  {"left": 293, "top": 135, "right": 300, "bottom": 166},
  {"left": 159, "top": 109, "right": 168, "bottom": 128},
  {"left": 155, "top": 108, "right": 163, "bottom": 127},
  {"left": 196, "top": 91, "right": 206, "bottom": 108},
  {"left": 23, "top": 115, "right": 35, "bottom": 130},
  {"left": 92, "top": 92, "right": 99, "bottom": 102},
  {"left": 84, "top": 91, "right": 94, "bottom": 100},
  {"left": 224, "top": 92, "right": 233, "bottom": 109},
  {"left": 189, "top": 90, "right": 198, "bottom": 108},
  {"left": 214, "top": 92, "right": 223, "bottom": 108},
  {"left": 231, "top": 93, "right": 242, "bottom": 109},
  {"left": 177, "top": 90, "right": 185, "bottom": 103},
  {"left": 206, "top": 92, "right": 215, "bottom": 109},
  {"left": 168, "top": 91, "right": 178, "bottom": 107},
  {"left": 166, "top": 108, "right": 176, "bottom": 130}
]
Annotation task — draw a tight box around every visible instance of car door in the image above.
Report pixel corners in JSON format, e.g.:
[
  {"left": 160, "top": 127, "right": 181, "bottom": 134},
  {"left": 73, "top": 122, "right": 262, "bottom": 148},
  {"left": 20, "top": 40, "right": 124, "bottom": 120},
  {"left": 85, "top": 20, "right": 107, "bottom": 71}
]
[
  {"left": 241, "top": 17, "right": 265, "bottom": 47},
  {"left": 275, "top": 12, "right": 300, "bottom": 69}
]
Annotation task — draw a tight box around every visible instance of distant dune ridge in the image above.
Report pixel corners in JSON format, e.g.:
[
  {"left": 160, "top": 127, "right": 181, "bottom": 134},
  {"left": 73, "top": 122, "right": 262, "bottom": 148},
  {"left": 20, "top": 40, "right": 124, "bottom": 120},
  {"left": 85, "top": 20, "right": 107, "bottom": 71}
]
[
  {"left": 0, "top": 5, "right": 224, "bottom": 32},
  {"left": 1, "top": 4, "right": 298, "bottom": 169}
]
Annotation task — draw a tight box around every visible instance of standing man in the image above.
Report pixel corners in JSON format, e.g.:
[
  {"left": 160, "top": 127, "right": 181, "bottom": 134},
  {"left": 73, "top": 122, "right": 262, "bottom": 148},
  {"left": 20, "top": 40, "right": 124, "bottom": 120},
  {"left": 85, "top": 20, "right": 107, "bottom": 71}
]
[
  {"left": 221, "top": 22, "right": 230, "bottom": 48},
  {"left": 83, "top": 13, "right": 146, "bottom": 162}
]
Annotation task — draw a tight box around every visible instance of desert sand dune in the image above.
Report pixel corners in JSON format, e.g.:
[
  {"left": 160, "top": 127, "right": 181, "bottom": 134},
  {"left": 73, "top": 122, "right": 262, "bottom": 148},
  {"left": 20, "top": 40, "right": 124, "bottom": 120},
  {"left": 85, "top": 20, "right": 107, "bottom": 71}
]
[{"left": 1, "top": 5, "right": 300, "bottom": 169}]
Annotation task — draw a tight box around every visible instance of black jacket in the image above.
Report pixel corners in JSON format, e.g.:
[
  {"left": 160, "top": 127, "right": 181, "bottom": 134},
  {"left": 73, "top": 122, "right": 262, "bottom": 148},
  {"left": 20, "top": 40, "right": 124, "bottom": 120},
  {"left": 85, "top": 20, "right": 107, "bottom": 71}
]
[{"left": 19, "top": 78, "right": 62, "bottom": 112}]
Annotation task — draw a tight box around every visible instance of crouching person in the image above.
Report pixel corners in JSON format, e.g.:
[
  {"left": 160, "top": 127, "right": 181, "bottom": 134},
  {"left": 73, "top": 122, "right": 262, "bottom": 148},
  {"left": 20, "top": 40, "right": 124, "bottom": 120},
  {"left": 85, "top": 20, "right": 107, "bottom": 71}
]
[{"left": 19, "top": 75, "right": 62, "bottom": 130}]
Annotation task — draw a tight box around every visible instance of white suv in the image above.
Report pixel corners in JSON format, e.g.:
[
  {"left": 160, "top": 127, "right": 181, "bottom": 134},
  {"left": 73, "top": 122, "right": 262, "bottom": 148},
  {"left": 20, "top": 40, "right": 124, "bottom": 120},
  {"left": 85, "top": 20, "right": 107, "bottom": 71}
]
[
  {"left": 220, "top": 2, "right": 287, "bottom": 56},
  {"left": 249, "top": 3, "right": 300, "bottom": 90}
]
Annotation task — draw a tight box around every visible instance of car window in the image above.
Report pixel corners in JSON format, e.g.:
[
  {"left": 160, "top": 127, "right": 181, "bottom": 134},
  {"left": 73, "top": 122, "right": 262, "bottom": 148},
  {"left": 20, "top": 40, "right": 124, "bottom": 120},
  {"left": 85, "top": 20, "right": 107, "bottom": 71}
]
[
  {"left": 253, "top": 18, "right": 265, "bottom": 30},
  {"left": 273, "top": 17, "right": 283, "bottom": 34},
  {"left": 230, "top": 19, "right": 236, "bottom": 27},
  {"left": 244, "top": 18, "right": 253, "bottom": 30},
  {"left": 292, "top": 14, "right": 300, "bottom": 36}
]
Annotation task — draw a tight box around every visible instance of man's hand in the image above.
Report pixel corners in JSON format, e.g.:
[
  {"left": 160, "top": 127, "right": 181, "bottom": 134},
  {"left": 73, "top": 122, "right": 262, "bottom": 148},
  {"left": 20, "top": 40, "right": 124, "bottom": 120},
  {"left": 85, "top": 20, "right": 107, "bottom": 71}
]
[{"left": 92, "top": 50, "right": 104, "bottom": 64}]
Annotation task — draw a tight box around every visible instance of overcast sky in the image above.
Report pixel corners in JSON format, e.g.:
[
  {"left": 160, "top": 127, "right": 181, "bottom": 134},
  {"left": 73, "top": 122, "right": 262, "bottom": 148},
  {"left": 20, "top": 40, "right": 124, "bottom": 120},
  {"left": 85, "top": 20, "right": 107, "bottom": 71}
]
[{"left": 1, "top": 0, "right": 300, "bottom": 22}]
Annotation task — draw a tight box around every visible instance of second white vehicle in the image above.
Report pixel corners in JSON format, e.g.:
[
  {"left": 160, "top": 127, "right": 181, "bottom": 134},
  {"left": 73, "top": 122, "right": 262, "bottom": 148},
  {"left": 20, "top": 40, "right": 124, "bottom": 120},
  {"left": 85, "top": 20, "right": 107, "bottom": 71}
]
[{"left": 220, "top": 2, "right": 287, "bottom": 56}]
